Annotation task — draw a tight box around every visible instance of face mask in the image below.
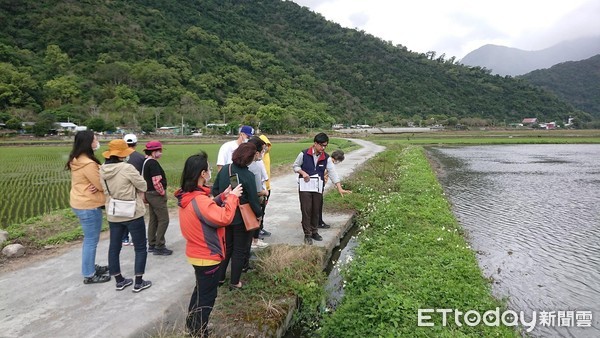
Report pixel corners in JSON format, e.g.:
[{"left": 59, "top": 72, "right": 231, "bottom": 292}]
[
  {"left": 206, "top": 169, "right": 212, "bottom": 182},
  {"left": 124, "top": 156, "right": 130, "bottom": 163},
  {"left": 93, "top": 141, "right": 100, "bottom": 151},
  {"left": 243, "top": 137, "right": 249, "bottom": 143}
]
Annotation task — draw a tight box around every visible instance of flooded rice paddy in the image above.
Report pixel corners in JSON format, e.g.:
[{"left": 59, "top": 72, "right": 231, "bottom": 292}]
[{"left": 429, "top": 144, "right": 600, "bottom": 337}]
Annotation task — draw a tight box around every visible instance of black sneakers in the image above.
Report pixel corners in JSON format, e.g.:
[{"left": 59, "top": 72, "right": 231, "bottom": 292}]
[
  {"left": 259, "top": 229, "right": 271, "bottom": 237},
  {"left": 133, "top": 280, "right": 152, "bottom": 293},
  {"left": 311, "top": 233, "right": 323, "bottom": 241},
  {"left": 147, "top": 245, "right": 155, "bottom": 253},
  {"left": 83, "top": 273, "right": 111, "bottom": 284},
  {"left": 304, "top": 236, "right": 313, "bottom": 245},
  {"left": 115, "top": 278, "right": 133, "bottom": 291},
  {"left": 153, "top": 247, "right": 173, "bottom": 256},
  {"left": 318, "top": 223, "right": 331, "bottom": 229}
]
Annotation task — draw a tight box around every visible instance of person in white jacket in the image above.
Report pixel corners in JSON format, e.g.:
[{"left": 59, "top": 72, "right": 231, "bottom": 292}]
[{"left": 100, "top": 139, "right": 152, "bottom": 293}]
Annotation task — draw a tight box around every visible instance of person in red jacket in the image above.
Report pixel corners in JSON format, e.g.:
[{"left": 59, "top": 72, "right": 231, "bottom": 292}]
[{"left": 175, "top": 151, "right": 242, "bottom": 338}]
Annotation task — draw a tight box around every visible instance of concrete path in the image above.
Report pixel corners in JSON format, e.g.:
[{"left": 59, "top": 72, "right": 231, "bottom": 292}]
[{"left": 0, "top": 139, "right": 385, "bottom": 338}]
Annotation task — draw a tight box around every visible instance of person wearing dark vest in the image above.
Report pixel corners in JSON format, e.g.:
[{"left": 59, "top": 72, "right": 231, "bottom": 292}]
[{"left": 293, "top": 133, "right": 351, "bottom": 245}]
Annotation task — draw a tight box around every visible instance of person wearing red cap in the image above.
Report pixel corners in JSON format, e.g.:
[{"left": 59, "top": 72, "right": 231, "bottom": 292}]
[
  {"left": 142, "top": 140, "right": 172, "bottom": 256},
  {"left": 216, "top": 125, "right": 254, "bottom": 172}
]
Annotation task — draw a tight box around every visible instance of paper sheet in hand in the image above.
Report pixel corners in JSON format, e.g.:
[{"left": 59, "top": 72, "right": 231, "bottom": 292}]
[{"left": 299, "top": 174, "right": 322, "bottom": 193}]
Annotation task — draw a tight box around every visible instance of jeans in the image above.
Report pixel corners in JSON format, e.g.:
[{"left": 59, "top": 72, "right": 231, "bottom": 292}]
[
  {"left": 146, "top": 192, "right": 169, "bottom": 248},
  {"left": 219, "top": 222, "right": 250, "bottom": 285},
  {"left": 72, "top": 207, "right": 103, "bottom": 278},
  {"left": 187, "top": 264, "right": 220, "bottom": 338},
  {"left": 108, "top": 217, "right": 148, "bottom": 276}
]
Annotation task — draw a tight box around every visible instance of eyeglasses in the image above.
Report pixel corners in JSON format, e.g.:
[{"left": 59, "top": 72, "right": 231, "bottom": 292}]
[{"left": 318, "top": 143, "right": 328, "bottom": 148}]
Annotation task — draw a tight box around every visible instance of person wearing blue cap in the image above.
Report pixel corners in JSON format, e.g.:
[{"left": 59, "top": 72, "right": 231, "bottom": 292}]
[{"left": 216, "top": 125, "right": 254, "bottom": 172}]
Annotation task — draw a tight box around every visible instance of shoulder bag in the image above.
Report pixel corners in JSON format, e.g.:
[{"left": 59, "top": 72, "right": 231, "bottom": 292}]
[
  {"left": 104, "top": 179, "right": 137, "bottom": 218},
  {"left": 229, "top": 165, "right": 259, "bottom": 231}
]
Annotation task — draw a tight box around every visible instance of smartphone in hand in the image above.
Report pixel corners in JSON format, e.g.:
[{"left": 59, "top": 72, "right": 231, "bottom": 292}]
[{"left": 229, "top": 173, "right": 239, "bottom": 188}]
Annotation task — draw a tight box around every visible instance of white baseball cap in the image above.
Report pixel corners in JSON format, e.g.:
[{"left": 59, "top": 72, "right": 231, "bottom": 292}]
[{"left": 123, "top": 134, "right": 138, "bottom": 144}]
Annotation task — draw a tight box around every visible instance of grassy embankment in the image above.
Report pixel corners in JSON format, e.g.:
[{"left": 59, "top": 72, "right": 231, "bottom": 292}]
[{"left": 316, "top": 143, "right": 519, "bottom": 337}]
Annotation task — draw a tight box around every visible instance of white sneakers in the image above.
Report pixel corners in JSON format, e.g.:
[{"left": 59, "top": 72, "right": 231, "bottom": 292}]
[{"left": 251, "top": 239, "right": 269, "bottom": 249}]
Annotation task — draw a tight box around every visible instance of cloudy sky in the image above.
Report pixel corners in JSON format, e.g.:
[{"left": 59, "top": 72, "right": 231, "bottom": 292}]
[{"left": 291, "top": 0, "right": 600, "bottom": 60}]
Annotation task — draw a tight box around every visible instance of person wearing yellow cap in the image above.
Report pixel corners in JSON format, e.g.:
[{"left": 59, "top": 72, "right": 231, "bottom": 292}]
[{"left": 257, "top": 134, "right": 272, "bottom": 239}]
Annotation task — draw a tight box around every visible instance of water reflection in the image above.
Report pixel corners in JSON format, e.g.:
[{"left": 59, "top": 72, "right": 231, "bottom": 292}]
[{"left": 430, "top": 144, "right": 600, "bottom": 337}]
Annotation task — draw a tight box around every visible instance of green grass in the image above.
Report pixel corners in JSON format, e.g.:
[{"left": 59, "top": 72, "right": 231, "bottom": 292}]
[{"left": 318, "top": 144, "right": 519, "bottom": 337}]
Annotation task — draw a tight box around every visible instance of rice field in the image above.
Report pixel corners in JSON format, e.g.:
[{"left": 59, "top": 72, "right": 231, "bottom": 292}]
[{"left": 0, "top": 140, "right": 315, "bottom": 228}]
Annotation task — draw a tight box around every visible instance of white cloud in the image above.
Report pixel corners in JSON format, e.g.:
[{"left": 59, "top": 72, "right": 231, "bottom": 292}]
[{"left": 292, "top": 0, "right": 598, "bottom": 59}]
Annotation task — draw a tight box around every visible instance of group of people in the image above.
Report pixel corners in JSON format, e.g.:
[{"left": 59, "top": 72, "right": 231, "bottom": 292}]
[
  {"left": 66, "top": 126, "right": 350, "bottom": 337},
  {"left": 65, "top": 131, "right": 173, "bottom": 292}
]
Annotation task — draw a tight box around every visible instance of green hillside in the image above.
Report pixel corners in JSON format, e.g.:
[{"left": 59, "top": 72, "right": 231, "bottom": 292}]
[
  {"left": 520, "top": 55, "right": 600, "bottom": 122},
  {"left": 0, "top": 0, "right": 586, "bottom": 134}
]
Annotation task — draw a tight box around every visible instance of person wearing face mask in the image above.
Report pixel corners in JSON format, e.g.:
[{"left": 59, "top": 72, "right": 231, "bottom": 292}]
[
  {"left": 65, "top": 130, "right": 110, "bottom": 284},
  {"left": 246, "top": 136, "right": 269, "bottom": 252},
  {"left": 142, "top": 140, "right": 172, "bottom": 256},
  {"left": 216, "top": 125, "right": 255, "bottom": 172},
  {"left": 175, "top": 151, "right": 242, "bottom": 338}
]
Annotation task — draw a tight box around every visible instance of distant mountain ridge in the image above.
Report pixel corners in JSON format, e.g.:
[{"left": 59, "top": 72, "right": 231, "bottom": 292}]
[
  {"left": 460, "top": 36, "right": 600, "bottom": 76},
  {"left": 520, "top": 54, "right": 600, "bottom": 117}
]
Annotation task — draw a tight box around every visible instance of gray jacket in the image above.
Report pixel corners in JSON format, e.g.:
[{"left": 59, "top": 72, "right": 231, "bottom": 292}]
[{"left": 100, "top": 161, "right": 147, "bottom": 222}]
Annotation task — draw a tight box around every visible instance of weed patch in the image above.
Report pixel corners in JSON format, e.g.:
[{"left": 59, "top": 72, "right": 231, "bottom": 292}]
[{"left": 209, "top": 244, "right": 326, "bottom": 337}]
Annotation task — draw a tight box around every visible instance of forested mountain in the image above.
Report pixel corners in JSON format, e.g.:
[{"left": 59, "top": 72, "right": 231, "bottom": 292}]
[
  {"left": 520, "top": 55, "right": 600, "bottom": 119},
  {"left": 0, "top": 0, "right": 587, "bottom": 134},
  {"left": 460, "top": 36, "right": 600, "bottom": 77}
]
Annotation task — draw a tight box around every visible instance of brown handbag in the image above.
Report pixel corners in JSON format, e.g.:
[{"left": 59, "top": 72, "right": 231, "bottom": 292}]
[
  {"left": 239, "top": 203, "right": 260, "bottom": 231},
  {"left": 228, "top": 164, "right": 260, "bottom": 231}
]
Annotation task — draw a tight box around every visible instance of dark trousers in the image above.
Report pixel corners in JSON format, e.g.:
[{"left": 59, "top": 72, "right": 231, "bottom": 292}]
[
  {"left": 219, "top": 222, "right": 250, "bottom": 285},
  {"left": 253, "top": 190, "right": 270, "bottom": 239},
  {"left": 299, "top": 191, "right": 323, "bottom": 236},
  {"left": 187, "top": 264, "right": 220, "bottom": 338},
  {"left": 108, "top": 216, "right": 148, "bottom": 276},
  {"left": 319, "top": 192, "right": 325, "bottom": 225},
  {"left": 146, "top": 192, "right": 169, "bottom": 248}
]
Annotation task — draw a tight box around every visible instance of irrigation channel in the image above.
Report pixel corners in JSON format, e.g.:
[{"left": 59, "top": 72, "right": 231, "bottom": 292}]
[
  {"left": 283, "top": 221, "right": 361, "bottom": 337},
  {"left": 428, "top": 144, "right": 600, "bottom": 338}
]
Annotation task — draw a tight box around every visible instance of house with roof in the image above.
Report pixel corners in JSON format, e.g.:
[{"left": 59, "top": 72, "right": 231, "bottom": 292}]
[{"left": 522, "top": 118, "right": 538, "bottom": 125}]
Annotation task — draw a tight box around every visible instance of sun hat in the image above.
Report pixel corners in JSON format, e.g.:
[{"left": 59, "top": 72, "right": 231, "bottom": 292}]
[
  {"left": 144, "top": 140, "right": 163, "bottom": 151},
  {"left": 123, "top": 133, "right": 137, "bottom": 144},
  {"left": 102, "top": 139, "right": 135, "bottom": 159},
  {"left": 239, "top": 125, "right": 254, "bottom": 137}
]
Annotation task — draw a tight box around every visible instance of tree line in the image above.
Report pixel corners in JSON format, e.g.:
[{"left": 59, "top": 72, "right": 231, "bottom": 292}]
[{"left": 0, "top": 0, "right": 589, "bottom": 136}]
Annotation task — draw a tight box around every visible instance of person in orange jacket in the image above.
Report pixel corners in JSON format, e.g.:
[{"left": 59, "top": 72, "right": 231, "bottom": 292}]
[{"left": 175, "top": 151, "right": 242, "bottom": 338}]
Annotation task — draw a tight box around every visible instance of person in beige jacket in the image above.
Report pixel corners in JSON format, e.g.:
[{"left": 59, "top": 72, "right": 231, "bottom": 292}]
[
  {"left": 100, "top": 139, "right": 152, "bottom": 292},
  {"left": 65, "top": 130, "right": 110, "bottom": 284}
]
